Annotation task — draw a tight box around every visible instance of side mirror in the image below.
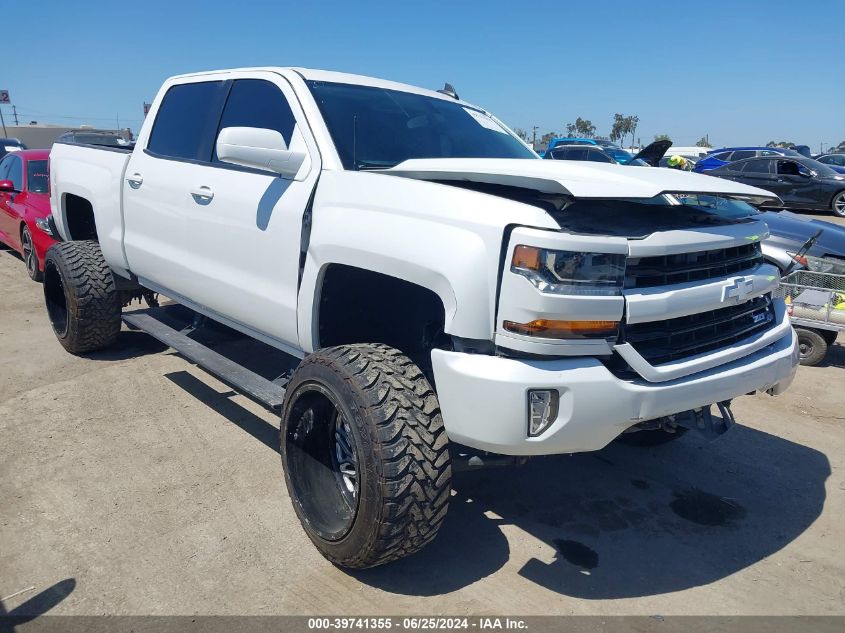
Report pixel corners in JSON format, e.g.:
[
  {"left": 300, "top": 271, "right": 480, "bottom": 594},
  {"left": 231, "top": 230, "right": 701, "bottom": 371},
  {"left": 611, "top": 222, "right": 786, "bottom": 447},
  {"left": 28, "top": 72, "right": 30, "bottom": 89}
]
[
  {"left": 216, "top": 127, "right": 306, "bottom": 179},
  {"left": 0, "top": 179, "right": 15, "bottom": 193},
  {"left": 797, "top": 167, "right": 814, "bottom": 178}
]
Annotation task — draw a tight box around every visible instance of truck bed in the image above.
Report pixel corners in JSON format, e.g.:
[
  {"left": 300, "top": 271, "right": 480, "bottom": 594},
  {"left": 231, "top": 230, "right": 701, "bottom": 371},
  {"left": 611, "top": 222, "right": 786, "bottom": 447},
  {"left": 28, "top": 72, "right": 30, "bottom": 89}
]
[{"left": 49, "top": 141, "right": 133, "bottom": 275}]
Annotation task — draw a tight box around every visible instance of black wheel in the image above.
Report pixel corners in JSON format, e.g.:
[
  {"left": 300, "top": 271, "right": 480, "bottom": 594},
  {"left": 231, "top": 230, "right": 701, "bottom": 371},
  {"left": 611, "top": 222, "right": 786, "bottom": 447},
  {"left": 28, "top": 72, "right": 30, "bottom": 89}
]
[
  {"left": 832, "top": 191, "right": 845, "bottom": 218},
  {"left": 21, "top": 225, "right": 42, "bottom": 282},
  {"left": 795, "top": 327, "right": 828, "bottom": 366},
  {"left": 281, "top": 344, "right": 451, "bottom": 569},
  {"left": 617, "top": 427, "right": 688, "bottom": 447},
  {"left": 43, "top": 240, "right": 121, "bottom": 354},
  {"left": 820, "top": 329, "right": 839, "bottom": 346}
]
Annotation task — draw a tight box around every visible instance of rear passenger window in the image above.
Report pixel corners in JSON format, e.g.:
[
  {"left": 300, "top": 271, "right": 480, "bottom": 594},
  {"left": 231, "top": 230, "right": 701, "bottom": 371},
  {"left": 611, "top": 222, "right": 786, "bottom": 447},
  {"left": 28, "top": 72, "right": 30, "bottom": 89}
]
[
  {"left": 713, "top": 152, "right": 733, "bottom": 161},
  {"left": 742, "top": 159, "right": 771, "bottom": 173},
  {"left": 147, "top": 81, "right": 226, "bottom": 161},
  {"left": 731, "top": 150, "right": 754, "bottom": 161},
  {"left": 214, "top": 79, "right": 297, "bottom": 159}
]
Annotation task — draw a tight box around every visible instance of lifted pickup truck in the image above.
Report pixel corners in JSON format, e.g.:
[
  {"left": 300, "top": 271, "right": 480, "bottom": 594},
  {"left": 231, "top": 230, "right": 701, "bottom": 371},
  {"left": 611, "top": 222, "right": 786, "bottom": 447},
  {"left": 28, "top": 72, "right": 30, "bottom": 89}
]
[{"left": 46, "top": 67, "right": 799, "bottom": 568}]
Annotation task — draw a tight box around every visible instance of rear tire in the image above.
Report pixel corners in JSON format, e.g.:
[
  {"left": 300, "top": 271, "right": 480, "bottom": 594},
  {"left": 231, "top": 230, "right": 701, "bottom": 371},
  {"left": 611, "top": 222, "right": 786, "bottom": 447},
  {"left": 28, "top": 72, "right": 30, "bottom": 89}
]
[
  {"left": 43, "top": 241, "right": 121, "bottom": 353},
  {"left": 281, "top": 344, "right": 451, "bottom": 569},
  {"left": 795, "top": 327, "right": 828, "bottom": 366},
  {"left": 21, "top": 225, "right": 42, "bottom": 282},
  {"left": 617, "top": 427, "right": 688, "bottom": 447},
  {"left": 832, "top": 191, "right": 845, "bottom": 218}
]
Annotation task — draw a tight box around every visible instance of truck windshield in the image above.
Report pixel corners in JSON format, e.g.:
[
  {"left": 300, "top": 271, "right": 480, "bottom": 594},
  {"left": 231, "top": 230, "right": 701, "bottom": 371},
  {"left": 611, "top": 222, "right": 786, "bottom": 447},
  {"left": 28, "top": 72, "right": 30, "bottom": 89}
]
[{"left": 306, "top": 80, "right": 536, "bottom": 170}]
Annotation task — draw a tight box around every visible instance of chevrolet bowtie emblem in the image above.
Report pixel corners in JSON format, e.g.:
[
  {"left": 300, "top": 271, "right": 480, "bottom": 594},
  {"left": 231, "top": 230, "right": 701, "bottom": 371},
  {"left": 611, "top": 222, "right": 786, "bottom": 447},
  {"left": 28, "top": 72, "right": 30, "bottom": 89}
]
[{"left": 722, "top": 277, "right": 753, "bottom": 303}]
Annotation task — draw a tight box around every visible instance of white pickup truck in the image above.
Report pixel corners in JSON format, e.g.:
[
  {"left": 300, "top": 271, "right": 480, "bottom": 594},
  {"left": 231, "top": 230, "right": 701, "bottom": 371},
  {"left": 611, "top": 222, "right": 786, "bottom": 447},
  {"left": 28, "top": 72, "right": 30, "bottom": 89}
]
[{"left": 46, "top": 67, "right": 799, "bottom": 568}]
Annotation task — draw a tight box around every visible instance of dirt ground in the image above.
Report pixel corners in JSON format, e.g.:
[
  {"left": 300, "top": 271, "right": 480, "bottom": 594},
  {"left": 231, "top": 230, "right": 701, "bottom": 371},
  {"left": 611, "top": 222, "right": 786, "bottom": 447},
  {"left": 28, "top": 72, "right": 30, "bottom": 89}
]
[{"left": 1, "top": 215, "right": 844, "bottom": 616}]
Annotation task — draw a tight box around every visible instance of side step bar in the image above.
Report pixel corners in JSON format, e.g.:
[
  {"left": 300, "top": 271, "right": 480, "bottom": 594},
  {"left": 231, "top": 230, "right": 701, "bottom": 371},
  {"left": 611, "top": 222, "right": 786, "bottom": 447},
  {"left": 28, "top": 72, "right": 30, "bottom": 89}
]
[{"left": 122, "top": 311, "right": 287, "bottom": 411}]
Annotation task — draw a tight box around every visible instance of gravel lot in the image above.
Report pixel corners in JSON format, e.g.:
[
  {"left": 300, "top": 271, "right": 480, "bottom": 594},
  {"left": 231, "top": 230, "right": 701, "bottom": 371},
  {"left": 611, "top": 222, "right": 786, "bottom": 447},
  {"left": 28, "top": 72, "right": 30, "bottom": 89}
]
[{"left": 1, "top": 211, "right": 844, "bottom": 616}]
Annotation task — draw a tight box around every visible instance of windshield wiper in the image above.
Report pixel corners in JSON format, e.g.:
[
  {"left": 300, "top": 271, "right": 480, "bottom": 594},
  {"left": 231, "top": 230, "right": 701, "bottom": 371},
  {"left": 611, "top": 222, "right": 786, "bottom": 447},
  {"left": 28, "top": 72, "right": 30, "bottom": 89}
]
[{"left": 355, "top": 160, "right": 398, "bottom": 171}]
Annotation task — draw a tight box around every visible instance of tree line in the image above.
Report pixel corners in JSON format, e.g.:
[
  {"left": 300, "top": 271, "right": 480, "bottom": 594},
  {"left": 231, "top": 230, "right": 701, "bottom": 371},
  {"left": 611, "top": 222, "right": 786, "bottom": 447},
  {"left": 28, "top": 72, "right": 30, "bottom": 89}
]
[{"left": 513, "top": 114, "right": 710, "bottom": 150}]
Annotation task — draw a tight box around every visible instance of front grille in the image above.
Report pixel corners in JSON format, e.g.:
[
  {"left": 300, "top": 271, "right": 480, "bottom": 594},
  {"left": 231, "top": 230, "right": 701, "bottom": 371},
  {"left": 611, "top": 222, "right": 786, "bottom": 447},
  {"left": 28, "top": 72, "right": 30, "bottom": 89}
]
[
  {"left": 625, "top": 242, "right": 763, "bottom": 289},
  {"left": 622, "top": 295, "right": 776, "bottom": 365}
]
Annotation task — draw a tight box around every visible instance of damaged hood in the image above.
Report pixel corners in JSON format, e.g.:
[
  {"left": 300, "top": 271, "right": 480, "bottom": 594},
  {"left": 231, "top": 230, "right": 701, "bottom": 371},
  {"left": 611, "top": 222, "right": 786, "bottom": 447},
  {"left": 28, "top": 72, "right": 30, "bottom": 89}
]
[{"left": 384, "top": 158, "right": 780, "bottom": 205}]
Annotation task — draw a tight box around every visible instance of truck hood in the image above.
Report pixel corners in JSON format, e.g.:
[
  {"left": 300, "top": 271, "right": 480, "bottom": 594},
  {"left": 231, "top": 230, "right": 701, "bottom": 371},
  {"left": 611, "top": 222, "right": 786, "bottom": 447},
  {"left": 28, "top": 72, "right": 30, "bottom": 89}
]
[{"left": 385, "top": 158, "right": 780, "bottom": 205}]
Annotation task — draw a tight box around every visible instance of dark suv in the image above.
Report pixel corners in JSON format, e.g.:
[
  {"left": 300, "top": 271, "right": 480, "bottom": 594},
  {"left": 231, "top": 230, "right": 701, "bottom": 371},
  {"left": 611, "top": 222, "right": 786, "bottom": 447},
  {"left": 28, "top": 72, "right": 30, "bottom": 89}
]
[{"left": 0, "top": 138, "right": 27, "bottom": 159}]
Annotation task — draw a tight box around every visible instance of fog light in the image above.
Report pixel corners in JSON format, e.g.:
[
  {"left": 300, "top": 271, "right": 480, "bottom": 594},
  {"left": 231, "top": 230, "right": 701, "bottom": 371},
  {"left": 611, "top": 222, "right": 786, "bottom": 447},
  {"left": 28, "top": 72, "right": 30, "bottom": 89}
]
[{"left": 528, "top": 389, "right": 559, "bottom": 437}]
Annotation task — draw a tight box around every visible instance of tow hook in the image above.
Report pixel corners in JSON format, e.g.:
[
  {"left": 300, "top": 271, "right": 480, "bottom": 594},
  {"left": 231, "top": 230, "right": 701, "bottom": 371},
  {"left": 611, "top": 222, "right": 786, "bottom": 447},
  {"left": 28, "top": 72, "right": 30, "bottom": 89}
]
[{"left": 672, "top": 400, "right": 736, "bottom": 440}]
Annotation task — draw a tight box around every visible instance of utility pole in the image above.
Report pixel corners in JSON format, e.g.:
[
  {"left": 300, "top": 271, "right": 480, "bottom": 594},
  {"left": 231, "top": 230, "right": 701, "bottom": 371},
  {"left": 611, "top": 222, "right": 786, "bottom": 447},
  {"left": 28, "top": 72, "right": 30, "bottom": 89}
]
[
  {"left": 12, "top": 105, "right": 18, "bottom": 126},
  {"left": 0, "top": 107, "right": 6, "bottom": 137},
  {"left": 532, "top": 125, "right": 538, "bottom": 149}
]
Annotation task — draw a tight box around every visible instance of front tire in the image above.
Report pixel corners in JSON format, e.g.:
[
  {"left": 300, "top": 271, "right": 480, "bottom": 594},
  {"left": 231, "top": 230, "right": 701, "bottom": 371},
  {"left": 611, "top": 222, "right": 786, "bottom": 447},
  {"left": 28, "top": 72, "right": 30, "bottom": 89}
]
[
  {"left": 21, "top": 225, "right": 42, "bottom": 282},
  {"left": 281, "top": 344, "right": 451, "bottom": 569},
  {"left": 795, "top": 327, "right": 828, "bottom": 366},
  {"left": 832, "top": 191, "right": 845, "bottom": 218},
  {"left": 43, "top": 241, "right": 121, "bottom": 353}
]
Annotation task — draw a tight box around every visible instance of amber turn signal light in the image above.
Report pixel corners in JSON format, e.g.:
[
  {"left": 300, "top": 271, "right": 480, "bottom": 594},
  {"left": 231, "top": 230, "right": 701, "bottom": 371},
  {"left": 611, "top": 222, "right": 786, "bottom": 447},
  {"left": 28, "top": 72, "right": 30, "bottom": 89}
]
[
  {"left": 503, "top": 319, "right": 619, "bottom": 339},
  {"left": 512, "top": 245, "right": 542, "bottom": 270}
]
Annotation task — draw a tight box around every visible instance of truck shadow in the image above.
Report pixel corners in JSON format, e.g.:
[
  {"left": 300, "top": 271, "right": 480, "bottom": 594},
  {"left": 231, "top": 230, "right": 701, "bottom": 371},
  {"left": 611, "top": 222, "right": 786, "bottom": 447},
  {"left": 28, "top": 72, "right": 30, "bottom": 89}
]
[
  {"left": 170, "top": 364, "right": 830, "bottom": 598},
  {"left": 134, "top": 305, "right": 830, "bottom": 599},
  {"left": 353, "top": 425, "right": 829, "bottom": 598}
]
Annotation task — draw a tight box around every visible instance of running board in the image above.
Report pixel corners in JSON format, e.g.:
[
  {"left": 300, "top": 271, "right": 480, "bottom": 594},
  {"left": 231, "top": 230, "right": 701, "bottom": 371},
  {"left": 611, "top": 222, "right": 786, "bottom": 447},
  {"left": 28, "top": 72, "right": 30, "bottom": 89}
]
[{"left": 122, "top": 311, "right": 287, "bottom": 411}]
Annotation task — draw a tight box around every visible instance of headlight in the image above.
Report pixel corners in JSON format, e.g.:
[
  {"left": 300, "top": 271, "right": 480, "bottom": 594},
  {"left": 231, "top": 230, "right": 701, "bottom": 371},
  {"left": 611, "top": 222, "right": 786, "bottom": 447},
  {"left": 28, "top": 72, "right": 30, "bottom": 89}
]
[
  {"left": 511, "top": 245, "right": 626, "bottom": 296},
  {"left": 34, "top": 217, "right": 54, "bottom": 236}
]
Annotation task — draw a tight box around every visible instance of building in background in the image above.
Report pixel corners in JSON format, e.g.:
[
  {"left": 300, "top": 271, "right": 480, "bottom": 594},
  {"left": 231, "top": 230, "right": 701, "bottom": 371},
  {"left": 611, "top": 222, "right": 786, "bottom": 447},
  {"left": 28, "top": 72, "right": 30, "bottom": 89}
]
[{"left": 1, "top": 123, "right": 132, "bottom": 149}]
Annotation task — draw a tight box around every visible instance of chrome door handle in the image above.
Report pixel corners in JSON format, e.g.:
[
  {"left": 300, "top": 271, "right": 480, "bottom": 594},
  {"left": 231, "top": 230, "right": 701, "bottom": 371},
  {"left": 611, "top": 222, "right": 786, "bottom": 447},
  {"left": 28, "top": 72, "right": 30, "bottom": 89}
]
[
  {"left": 127, "top": 173, "right": 144, "bottom": 188},
  {"left": 190, "top": 186, "right": 214, "bottom": 203}
]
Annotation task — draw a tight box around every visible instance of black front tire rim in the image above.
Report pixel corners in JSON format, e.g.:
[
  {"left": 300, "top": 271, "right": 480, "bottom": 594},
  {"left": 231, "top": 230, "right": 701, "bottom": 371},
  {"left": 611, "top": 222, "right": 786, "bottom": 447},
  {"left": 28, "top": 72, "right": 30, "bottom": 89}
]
[
  {"left": 284, "top": 381, "right": 361, "bottom": 542},
  {"left": 799, "top": 340, "right": 812, "bottom": 359},
  {"left": 834, "top": 194, "right": 845, "bottom": 216}
]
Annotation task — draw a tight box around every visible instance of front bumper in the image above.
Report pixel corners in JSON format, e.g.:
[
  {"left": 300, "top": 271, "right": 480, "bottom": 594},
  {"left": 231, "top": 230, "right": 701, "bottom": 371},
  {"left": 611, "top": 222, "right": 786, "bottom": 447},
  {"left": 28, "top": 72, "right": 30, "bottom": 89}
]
[
  {"left": 431, "top": 326, "right": 799, "bottom": 456},
  {"left": 29, "top": 219, "right": 60, "bottom": 270}
]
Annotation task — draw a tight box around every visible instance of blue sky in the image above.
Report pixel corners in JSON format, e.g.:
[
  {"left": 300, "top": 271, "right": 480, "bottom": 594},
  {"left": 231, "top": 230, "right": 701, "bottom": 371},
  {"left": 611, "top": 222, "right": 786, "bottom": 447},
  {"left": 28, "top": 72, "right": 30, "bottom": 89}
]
[{"left": 5, "top": 0, "right": 844, "bottom": 150}]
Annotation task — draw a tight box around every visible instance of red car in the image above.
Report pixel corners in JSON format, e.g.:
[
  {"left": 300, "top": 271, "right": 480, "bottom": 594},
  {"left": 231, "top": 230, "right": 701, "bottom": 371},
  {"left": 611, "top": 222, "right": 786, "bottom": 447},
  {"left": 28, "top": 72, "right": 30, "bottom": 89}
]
[{"left": 0, "top": 149, "right": 58, "bottom": 281}]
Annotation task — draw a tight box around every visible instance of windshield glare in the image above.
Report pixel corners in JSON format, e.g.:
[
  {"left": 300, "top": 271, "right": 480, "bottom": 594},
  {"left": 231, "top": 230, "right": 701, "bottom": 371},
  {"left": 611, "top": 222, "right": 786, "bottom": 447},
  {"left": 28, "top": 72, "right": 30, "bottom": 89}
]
[
  {"left": 671, "top": 194, "right": 758, "bottom": 218},
  {"left": 306, "top": 80, "right": 535, "bottom": 170}
]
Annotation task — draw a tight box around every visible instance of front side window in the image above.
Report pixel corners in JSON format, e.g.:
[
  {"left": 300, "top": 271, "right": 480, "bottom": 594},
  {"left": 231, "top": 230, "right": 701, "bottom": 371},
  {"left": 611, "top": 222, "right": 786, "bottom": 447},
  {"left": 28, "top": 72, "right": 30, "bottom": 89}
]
[
  {"left": 777, "top": 160, "right": 801, "bottom": 176},
  {"left": 147, "top": 81, "right": 227, "bottom": 161},
  {"left": 586, "top": 150, "right": 613, "bottom": 163},
  {"left": 7, "top": 156, "right": 22, "bottom": 190},
  {"left": 26, "top": 160, "right": 49, "bottom": 193},
  {"left": 0, "top": 154, "right": 12, "bottom": 180},
  {"left": 213, "top": 79, "right": 297, "bottom": 162},
  {"left": 307, "top": 80, "right": 535, "bottom": 170}
]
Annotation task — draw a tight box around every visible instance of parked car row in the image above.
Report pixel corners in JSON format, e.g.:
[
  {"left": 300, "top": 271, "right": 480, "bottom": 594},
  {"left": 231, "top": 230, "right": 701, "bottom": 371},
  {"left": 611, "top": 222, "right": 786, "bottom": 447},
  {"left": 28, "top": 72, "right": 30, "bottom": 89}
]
[{"left": 707, "top": 155, "right": 845, "bottom": 217}]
